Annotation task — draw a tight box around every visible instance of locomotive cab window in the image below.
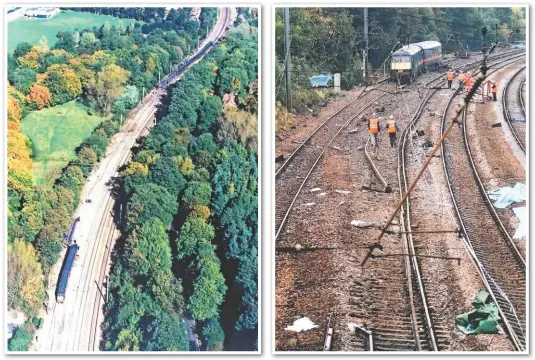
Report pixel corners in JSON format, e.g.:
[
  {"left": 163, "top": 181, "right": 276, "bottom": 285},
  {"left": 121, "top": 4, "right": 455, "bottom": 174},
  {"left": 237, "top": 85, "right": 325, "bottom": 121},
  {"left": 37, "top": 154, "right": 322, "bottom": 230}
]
[{"left": 392, "top": 55, "right": 411, "bottom": 62}]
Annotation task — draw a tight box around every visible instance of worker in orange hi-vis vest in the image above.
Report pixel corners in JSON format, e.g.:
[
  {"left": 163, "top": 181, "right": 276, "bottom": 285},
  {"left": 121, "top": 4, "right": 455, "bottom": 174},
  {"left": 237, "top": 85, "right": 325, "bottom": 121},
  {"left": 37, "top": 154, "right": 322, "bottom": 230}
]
[
  {"left": 464, "top": 73, "right": 473, "bottom": 93},
  {"left": 446, "top": 69, "right": 454, "bottom": 89},
  {"left": 385, "top": 115, "right": 400, "bottom": 148},
  {"left": 491, "top": 81, "right": 498, "bottom": 101},
  {"left": 368, "top": 113, "right": 380, "bottom": 147},
  {"left": 458, "top": 71, "right": 465, "bottom": 89}
]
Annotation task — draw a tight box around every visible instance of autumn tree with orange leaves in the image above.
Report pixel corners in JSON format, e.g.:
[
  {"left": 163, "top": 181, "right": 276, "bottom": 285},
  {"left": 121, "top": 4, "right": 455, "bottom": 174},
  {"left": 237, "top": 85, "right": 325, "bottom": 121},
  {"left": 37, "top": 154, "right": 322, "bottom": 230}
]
[{"left": 26, "top": 83, "right": 51, "bottom": 110}]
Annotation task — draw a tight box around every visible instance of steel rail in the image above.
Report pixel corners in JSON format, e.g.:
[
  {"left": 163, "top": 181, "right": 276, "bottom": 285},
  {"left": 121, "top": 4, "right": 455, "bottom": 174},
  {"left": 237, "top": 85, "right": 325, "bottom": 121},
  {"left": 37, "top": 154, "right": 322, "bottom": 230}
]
[
  {"left": 441, "top": 65, "right": 526, "bottom": 350},
  {"left": 502, "top": 65, "right": 526, "bottom": 153},
  {"left": 276, "top": 77, "right": 390, "bottom": 177},
  {"left": 520, "top": 79, "right": 525, "bottom": 116},
  {"left": 275, "top": 90, "right": 390, "bottom": 241},
  {"left": 390, "top": 51, "right": 526, "bottom": 352}
]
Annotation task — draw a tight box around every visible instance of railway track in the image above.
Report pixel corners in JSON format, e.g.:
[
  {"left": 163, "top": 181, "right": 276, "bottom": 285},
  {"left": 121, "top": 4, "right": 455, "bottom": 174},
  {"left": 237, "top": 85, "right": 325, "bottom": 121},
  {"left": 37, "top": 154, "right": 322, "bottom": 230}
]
[
  {"left": 275, "top": 79, "right": 393, "bottom": 241},
  {"left": 348, "top": 50, "right": 526, "bottom": 352},
  {"left": 502, "top": 65, "right": 526, "bottom": 153},
  {"left": 44, "top": 93, "right": 162, "bottom": 352},
  {"left": 39, "top": 9, "right": 236, "bottom": 352},
  {"left": 441, "top": 62, "right": 526, "bottom": 350},
  {"left": 274, "top": 48, "right": 526, "bottom": 352}
]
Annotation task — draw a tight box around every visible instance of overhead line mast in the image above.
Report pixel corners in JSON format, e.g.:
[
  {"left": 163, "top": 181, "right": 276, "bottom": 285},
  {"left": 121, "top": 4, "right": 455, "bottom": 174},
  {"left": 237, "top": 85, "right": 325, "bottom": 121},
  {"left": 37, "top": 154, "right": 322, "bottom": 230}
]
[
  {"left": 364, "top": 7, "right": 368, "bottom": 79},
  {"left": 284, "top": 7, "right": 292, "bottom": 111}
]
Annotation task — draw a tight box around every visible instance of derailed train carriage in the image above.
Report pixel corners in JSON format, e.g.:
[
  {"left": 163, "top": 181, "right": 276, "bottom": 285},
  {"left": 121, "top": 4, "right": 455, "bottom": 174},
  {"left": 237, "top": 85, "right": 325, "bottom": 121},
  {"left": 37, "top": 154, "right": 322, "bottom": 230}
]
[
  {"left": 159, "top": 40, "right": 214, "bottom": 88},
  {"left": 390, "top": 41, "right": 442, "bottom": 83}
]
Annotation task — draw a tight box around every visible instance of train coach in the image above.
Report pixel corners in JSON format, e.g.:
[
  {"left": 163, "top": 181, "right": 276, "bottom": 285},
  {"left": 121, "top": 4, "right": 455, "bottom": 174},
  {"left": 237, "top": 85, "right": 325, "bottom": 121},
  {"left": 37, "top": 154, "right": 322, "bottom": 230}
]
[
  {"left": 391, "top": 41, "right": 442, "bottom": 83},
  {"left": 56, "top": 243, "right": 79, "bottom": 303},
  {"left": 159, "top": 40, "right": 214, "bottom": 88}
]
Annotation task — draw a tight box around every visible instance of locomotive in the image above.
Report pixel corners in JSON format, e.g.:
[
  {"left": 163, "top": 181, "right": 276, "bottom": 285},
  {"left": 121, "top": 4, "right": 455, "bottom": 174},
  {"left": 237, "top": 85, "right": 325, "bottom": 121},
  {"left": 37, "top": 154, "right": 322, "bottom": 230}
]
[
  {"left": 390, "top": 41, "right": 442, "bottom": 83},
  {"left": 159, "top": 40, "right": 214, "bottom": 88},
  {"left": 56, "top": 243, "right": 79, "bottom": 303}
]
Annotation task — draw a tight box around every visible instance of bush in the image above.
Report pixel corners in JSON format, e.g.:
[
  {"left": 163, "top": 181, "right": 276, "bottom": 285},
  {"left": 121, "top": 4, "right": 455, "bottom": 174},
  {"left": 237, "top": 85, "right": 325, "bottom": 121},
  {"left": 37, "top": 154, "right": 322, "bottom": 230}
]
[{"left": 8, "top": 321, "right": 35, "bottom": 351}]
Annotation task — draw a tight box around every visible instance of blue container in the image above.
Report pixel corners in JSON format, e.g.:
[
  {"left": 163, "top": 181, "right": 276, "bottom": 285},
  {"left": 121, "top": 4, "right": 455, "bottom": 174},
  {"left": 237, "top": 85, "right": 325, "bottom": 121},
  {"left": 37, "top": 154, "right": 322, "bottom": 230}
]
[{"left": 56, "top": 243, "right": 79, "bottom": 303}]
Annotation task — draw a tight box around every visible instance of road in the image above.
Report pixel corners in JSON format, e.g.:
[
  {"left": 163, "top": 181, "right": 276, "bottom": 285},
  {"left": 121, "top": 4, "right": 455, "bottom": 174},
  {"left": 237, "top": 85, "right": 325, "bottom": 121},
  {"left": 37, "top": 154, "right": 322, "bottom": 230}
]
[{"left": 33, "top": 7, "right": 233, "bottom": 352}]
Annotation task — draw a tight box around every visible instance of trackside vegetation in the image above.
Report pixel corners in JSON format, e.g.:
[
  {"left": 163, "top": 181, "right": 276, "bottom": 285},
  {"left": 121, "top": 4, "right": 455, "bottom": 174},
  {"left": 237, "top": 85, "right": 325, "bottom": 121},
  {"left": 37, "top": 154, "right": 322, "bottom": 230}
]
[
  {"left": 102, "top": 9, "right": 258, "bottom": 351},
  {"left": 7, "top": 7, "right": 218, "bottom": 351}
]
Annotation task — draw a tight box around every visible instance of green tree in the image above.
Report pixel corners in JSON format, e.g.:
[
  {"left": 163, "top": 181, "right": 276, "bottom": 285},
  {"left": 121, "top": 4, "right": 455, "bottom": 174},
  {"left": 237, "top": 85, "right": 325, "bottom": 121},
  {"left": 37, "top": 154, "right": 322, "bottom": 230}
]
[
  {"left": 198, "top": 95, "right": 223, "bottom": 132},
  {"left": 148, "top": 156, "right": 186, "bottom": 198},
  {"left": 145, "top": 314, "right": 189, "bottom": 351},
  {"left": 189, "top": 257, "right": 227, "bottom": 320},
  {"left": 8, "top": 321, "right": 35, "bottom": 351},
  {"left": 202, "top": 318, "right": 225, "bottom": 351},
  {"left": 87, "top": 64, "right": 130, "bottom": 115},
  {"left": 126, "top": 183, "right": 177, "bottom": 229},
  {"left": 182, "top": 181, "right": 212, "bottom": 210}
]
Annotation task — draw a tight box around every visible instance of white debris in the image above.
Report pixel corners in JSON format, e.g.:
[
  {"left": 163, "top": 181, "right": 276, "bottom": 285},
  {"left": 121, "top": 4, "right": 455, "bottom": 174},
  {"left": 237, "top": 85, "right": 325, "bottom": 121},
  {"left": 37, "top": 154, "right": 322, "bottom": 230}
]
[
  {"left": 310, "top": 188, "right": 322, "bottom": 193},
  {"left": 318, "top": 192, "right": 328, "bottom": 196},
  {"left": 487, "top": 183, "right": 525, "bottom": 208},
  {"left": 335, "top": 190, "right": 351, "bottom": 195},
  {"left": 350, "top": 220, "right": 381, "bottom": 228},
  {"left": 513, "top": 206, "right": 527, "bottom": 239},
  {"left": 302, "top": 202, "right": 316, "bottom": 207},
  {"left": 285, "top": 317, "right": 319, "bottom": 332}
]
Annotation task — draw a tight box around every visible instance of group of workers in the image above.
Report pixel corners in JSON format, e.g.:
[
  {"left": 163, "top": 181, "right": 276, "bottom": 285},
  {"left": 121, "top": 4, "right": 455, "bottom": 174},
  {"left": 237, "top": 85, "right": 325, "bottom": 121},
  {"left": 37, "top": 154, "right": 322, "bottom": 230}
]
[
  {"left": 446, "top": 69, "right": 498, "bottom": 101},
  {"left": 368, "top": 114, "right": 400, "bottom": 148},
  {"left": 366, "top": 68, "right": 501, "bottom": 149}
]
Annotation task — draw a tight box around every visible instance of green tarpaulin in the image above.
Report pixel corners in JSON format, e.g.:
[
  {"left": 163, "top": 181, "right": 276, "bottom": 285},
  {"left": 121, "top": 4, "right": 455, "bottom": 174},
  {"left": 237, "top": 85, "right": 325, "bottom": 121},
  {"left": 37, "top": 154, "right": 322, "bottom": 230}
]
[{"left": 456, "top": 290, "right": 501, "bottom": 334}]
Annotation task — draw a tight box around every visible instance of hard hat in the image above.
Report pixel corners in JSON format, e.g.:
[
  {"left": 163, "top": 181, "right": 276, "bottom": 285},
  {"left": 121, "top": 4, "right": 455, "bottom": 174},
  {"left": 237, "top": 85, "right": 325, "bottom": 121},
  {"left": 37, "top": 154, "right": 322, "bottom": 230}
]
[
  {"left": 389, "top": 115, "right": 394, "bottom": 119},
  {"left": 372, "top": 113, "right": 376, "bottom": 116}
]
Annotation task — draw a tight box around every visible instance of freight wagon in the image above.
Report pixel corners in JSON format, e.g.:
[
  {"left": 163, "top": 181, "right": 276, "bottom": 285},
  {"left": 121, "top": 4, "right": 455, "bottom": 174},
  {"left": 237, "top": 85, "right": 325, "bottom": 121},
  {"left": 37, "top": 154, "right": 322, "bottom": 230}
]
[{"left": 391, "top": 41, "right": 442, "bottom": 83}]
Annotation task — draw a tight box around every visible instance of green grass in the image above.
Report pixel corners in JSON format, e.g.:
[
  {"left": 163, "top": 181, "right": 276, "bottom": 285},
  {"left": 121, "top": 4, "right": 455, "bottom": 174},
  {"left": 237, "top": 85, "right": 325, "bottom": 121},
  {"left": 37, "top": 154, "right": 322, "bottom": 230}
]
[
  {"left": 21, "top": 101, "right": 108, "bottom": 186},
  {"left": 8, "top": 10, "right": 139, "bottom": 53}
]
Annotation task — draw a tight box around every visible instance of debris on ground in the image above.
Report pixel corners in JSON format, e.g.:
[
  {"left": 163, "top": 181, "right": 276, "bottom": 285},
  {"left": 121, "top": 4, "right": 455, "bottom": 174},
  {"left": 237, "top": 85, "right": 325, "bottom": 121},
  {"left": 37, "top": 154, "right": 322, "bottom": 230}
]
[
  {"left": 285, "top": 317, "right": 319, "bottom": 332},
  {"left": 487, "top": 183, "right": 525, "bottom": 208},
  {"left": 350, "top": 220, "right": 382, "bottom": 228},
  {"left": 422, "top": 140, "right": 434, "bottom": 148},
  {"left": 310, "top": 188, "right": 322, "bottom": 193},
  {"left": 348, "top": 127, "right": 359, "bottom": 134},
  {"left": 318, "top": 192, "right": 328, "bottom": 196},
  {"left": 456, "top": 290, "right": 501, "bottom": 335},
  {"left": 513, "top": 206, "right": 527, "bottom": 239},
  {"left": 276, "top": 154, "right": 285, "bottom": 162},
  {"left": 335, "top": 190, "right": 351, "bottom": 195},
  {"left": 491, "top": 122, "right": 502, "bottom": 128},
  {"left": 301, "top": 202, "right": 316, "bottom": 207}
]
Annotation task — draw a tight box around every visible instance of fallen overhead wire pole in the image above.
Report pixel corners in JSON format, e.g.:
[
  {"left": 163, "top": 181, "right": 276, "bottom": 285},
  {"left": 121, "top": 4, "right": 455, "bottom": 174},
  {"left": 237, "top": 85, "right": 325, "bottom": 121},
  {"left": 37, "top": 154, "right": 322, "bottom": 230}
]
[
  {"left": 386, "top": 229, "right": 462, "bottom": 236},
  {"left": 361, "top": 45, "right": 495, "bottom": 266},
  {"left": 275, "top": 244, "right": 338, "bottom": 252},
  {"left": 368, "top": 252, "right": 462, "bottom": 265}
]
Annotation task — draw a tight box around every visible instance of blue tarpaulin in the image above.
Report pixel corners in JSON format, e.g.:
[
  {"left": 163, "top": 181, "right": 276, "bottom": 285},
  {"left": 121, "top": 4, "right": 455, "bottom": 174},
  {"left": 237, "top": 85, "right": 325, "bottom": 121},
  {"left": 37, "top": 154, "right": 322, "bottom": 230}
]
[{"left": 310, "top": 74, "right": 333, "bottom": 88}]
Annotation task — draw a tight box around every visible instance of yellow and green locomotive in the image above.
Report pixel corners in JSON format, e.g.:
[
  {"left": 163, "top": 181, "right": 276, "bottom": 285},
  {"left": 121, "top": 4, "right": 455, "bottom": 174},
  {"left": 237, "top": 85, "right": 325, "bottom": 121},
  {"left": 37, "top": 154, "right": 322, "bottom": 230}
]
[{"left": 391, "top": 41, "right": 442, "bottom": 83}]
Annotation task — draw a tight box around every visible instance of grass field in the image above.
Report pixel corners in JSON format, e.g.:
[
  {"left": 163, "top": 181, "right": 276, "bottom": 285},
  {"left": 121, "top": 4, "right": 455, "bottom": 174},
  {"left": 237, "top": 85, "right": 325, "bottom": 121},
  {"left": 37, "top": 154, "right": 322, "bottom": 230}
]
[
  {"left": 21, "top": 101, "right": 108, "bottom": 186},
  {"left": 8, "top": 10, "right": 139, "bottom": 53}
]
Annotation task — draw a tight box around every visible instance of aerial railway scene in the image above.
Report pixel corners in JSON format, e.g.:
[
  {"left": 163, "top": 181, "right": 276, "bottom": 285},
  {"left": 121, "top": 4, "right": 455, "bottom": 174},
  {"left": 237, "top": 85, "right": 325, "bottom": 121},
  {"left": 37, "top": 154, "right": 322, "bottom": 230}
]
[
  {"left": 7, "top": 6, "right": 258, "bottom": 352},
  {"left": 275, "top": 7, "right": 527, "bottom": 352}
]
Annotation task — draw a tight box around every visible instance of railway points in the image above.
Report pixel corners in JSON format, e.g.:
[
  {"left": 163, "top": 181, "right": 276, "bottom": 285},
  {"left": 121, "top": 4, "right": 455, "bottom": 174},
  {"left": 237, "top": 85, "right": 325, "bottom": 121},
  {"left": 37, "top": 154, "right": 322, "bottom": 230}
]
[{"left": 275, "top": 7, "right": 527, "bottom": 352}]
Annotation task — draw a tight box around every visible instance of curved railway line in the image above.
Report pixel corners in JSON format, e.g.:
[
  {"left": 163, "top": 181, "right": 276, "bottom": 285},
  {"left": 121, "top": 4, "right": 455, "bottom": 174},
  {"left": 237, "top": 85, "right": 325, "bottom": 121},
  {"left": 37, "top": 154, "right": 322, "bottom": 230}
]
[
  {"left": 275, "top": 79, "right": 393, "bottom": 241},
  {"left": 341, "top": 50, "right": 525, "bottom": 351},
  {"left": 39, "top": 8, "right": 233, "bottom": 352},
  {"left": 440, "top": 63, "right": 526, "bottom": 350},
  {"left": 275, "top": 48, "right": 526, "bottom": 352},
  {"left": 502, "top": 65, "right": 526, "bottom": 153}
]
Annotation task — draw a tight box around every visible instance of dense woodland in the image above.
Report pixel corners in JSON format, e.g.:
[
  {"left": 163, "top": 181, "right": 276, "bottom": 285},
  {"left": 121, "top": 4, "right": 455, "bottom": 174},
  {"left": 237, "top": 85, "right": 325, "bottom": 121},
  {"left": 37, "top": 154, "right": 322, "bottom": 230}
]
[
  {"left": 103, "top": 10, "right": 258, "bottom": 351},
  {"left": 7, "top": 7, "right": 258, "bottom": 351},
  {"left": 275, "top": 7, "right": 526, "bottom": 115}
]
